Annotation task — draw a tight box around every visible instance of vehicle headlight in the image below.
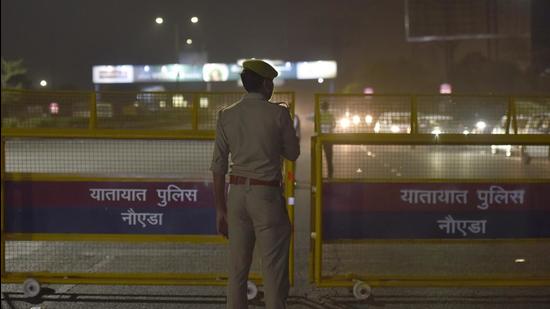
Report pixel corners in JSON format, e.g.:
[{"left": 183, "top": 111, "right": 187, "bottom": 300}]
[
  {"left": 352, "top": 115, "right": 360, "bottom": 125},
  {"left": 339, "top": 117, "right": 350, "bottom": 129},
  {"left": 431, "top": 127, "right": 442, "bottom": 136},
  {"left": 476, "top": 121, "right": 487, "bottom": 131},
  {"left": 365, "top": 114, "right": 373, "bottom": 125}
]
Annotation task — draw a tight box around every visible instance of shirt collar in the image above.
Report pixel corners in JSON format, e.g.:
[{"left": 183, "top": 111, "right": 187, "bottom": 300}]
[{"left": 242, "top": 92, "right": 266, "bottom": 101}]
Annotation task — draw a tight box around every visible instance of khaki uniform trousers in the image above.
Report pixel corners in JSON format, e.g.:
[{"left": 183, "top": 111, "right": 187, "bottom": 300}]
[{"left": 226, "top": 182, "right": 291, "bottom": 309}]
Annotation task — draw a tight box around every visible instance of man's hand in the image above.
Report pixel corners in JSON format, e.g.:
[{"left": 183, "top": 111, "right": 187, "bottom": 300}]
[
  {"left": 217, "top": 210, "right": 228, "bottom": 238},
  {"left": 213, "top": 173, "right": 228, "bottom": 238}
]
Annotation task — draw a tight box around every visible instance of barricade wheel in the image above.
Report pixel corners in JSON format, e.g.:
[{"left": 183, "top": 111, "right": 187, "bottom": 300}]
[
  {"left": 23, "top": 278, "right": 41, "bottom": 298},
  {"left": 352, "top": 281, "right": 371, "bottom": 300},
  {"left": 246, "top": 280, "right": 258, "bottom": 300}
]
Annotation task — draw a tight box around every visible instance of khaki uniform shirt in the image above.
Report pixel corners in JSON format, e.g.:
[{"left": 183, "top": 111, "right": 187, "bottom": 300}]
[{"left": 210, "top": 92, "right": 300, "bottom": 181}]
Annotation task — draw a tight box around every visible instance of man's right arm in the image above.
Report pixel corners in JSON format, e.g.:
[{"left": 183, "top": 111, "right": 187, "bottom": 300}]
[
  {"left": 280, "top": 108, "right": 300, "bottom": 161},
  {"left": 211, "top": 111, "right": 230, "bottom": 237}
]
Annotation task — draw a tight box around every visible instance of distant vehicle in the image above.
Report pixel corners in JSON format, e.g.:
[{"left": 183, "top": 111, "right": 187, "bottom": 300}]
[
  {"left": 293, "top": 114, "right": 301, "bottom": 142},
  {"left": 490, "top": 113, "right": 550, "bottom": 161},
  {"left": 373, "top": 112, "right": 411, "bottom": 134},
  {"left": 335, "top": 111, "right": 375, "bottom": 133},
  {"left": 418, "top": 114, "right": 453, "bottom": 135},
  {"left": 521, "top": 113, "right": 550, "bottom": 164}
]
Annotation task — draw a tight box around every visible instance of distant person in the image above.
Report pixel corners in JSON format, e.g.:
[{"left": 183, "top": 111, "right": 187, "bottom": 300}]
[
  {"left": 319, "top": 101, "right": 335, "bottom": 178},
  {"left": 294, "top": 113, "right": 301, "bottom": 143},
  {"left": 210, "top": 59, "right": 300, "bottom": 308}
]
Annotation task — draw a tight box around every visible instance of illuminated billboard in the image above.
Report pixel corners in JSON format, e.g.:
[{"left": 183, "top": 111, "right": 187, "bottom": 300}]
[{"left": 93, "top": 60, "right": 337, "bottom": 84}]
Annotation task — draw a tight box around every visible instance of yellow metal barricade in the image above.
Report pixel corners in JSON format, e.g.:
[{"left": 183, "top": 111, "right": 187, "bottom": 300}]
[
  {"left": 311, "top": 93, "right": 550, "bottom": 292},
  {"left": 1, "top": 89, "right": 296, "bottom": 290}
]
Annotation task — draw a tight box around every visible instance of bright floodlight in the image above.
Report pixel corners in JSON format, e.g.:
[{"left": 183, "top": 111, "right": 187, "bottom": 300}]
[
  {"left": 476, "top": 121, "right": 487, "bottom": 131},
  {"left": 40, "top": 80, "right": 47, "bottom": 87},
  {"left": 190, "top": 16, "right": 199, "bottom": 23},
  {"left": 186, "top": 38, "right": 193, "bottom": 45},
  {"left": 339, "top": 117, "right": 350, "bottom": 129},
  {"left": 365, "top": 114, "right": 373, "bottom": 125},
  {"left": 317, "top": 78, "right": 324, "bottom": 84},
  {"left": 155, "top": 17, "right": 164, "bottom": 24}
]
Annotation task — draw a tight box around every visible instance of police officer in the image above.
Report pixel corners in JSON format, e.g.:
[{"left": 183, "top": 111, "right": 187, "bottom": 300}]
[
  {"left": 319, "top": 101, "right": 335, "bottom": 178},
  {"left": 211, "top": 59, "right": 300, "bottom": 308}
]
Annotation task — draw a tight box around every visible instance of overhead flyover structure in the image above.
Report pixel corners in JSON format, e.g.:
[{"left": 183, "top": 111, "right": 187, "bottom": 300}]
[
  {"left": 1, "top": 89, "right": 296, "bottom": 299},
  {"left": 310, "top": 93, "right": 550, "bottom": 299}
]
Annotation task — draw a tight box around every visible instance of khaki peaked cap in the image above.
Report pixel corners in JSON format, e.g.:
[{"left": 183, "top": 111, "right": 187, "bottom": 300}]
[{"left": 242, "top": 59, "right": 278, "bottom": 79}]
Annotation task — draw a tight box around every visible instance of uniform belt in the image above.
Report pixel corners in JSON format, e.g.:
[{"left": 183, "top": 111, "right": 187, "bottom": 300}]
[{"left": 229, "top": 175, "right": 281, "bottom": 187}]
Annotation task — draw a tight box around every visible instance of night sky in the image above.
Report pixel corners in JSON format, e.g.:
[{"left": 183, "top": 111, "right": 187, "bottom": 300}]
[
  {"left": 2, "top": 0, "right": 408, "bottom": 90},
  {"left": 2, "top": 0, "right": 548, "bottom": 92}
]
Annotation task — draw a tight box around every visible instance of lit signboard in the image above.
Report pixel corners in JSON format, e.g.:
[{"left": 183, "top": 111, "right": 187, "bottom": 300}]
[
  {"left": 92, "top": 60, "right": 337, "bottom": 84},
  {"left": 93, "top": 65, "right": 134, "bottom": 83}
]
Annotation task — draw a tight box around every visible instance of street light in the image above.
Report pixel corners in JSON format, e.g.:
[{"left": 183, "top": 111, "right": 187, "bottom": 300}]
[
  {"left": 40, "top": 80, "right": 47, "bottom": 87},
  {"left": 190, "top": 16, "right": 199, "bottom": 24},
  {"left": 155, "top": 17, "right": 164, "bottom": 24}
]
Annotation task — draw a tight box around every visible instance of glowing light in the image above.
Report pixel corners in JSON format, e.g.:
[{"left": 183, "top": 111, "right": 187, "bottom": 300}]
[
  {"left": 352, "top": 115, "right": 360, "bottom": 125},
  {"left": 144, "top": 65, "right": 150, "bottom": 72},
  {"left": 339, "top": 117, "right": 350, "bottom": 129},
  {"left": 363, "top": 87, "right": 374, "bottom": 94},
  {"left": 317, "top": 77, "right": 324, "bottom": 83},
  {"left": 374, "top": 122, "right": 380, "bottom": 133},
  {"left": 463, "top": 130, "right": 470, "bottom": 135},
  {"left": 40, "top": 80, "right": 47, "bottom": 87},
  {"left": 440, "top": 83, "right": 452, "bottom": 94},
  {"left": 199, "top": 97, "right": 209, "bottom": 108},
  {"left": 49, "top": 102, "right": 59, "bottom": 114},
  {"left": 172, "top": 95, "right": 187, "bottom": 108},
  {"left": 365, "top": 114, "right": 373, "bottom": 125},
  {"left": 161, "top": 66, "right": 168, "bottom": 73},
  {"left": 186, "top": 38, "right": 193, "bottom": 45},
  {"left": 155, "top": 17, "right": 164, "bottom": 24},
  {"left": 515, "top": 258, "right": 526, "bottom": 263},
  {"left": 476, "top": 121, "right": 487, "bottom": 131},
  {"left": 390, "top": 125, "right": 400, "bottom": 133},
  {"left": 431, "top": 127, "right": 442, "bottom": 136},
  {"left": 190, "top": 16, "right": 199, "bottom": 23}
]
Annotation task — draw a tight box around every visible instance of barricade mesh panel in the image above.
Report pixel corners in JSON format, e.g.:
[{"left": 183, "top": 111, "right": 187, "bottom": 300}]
[
  {"left": 515, "top": 97, "right": 550, "bottom": 134},
  {"left": 320, "top": 144, "right": 550, "bottom": 279},
  {"left": 2, "top": 91, "right": 296, "bottom": 281},
  {"left": 3, "top": 137, "right": 247, "bottom": 275},
  {"left": 321, "top": 145, "right": 550, "bottom": 180},
  {"left": 96, "top": 92, "right": 193, "bottom": 130},
  {"left": 6, "top": 241, "right": 262, "bottom": 275},
  {"left": 5, "top": 138, "right": 213, "bottom": 179},
  {"left": 1, "top": 89, "right": 91, "bottom": 129},
  {"left": 322, "top": 242, "right": 550, "bottom": 278}
]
